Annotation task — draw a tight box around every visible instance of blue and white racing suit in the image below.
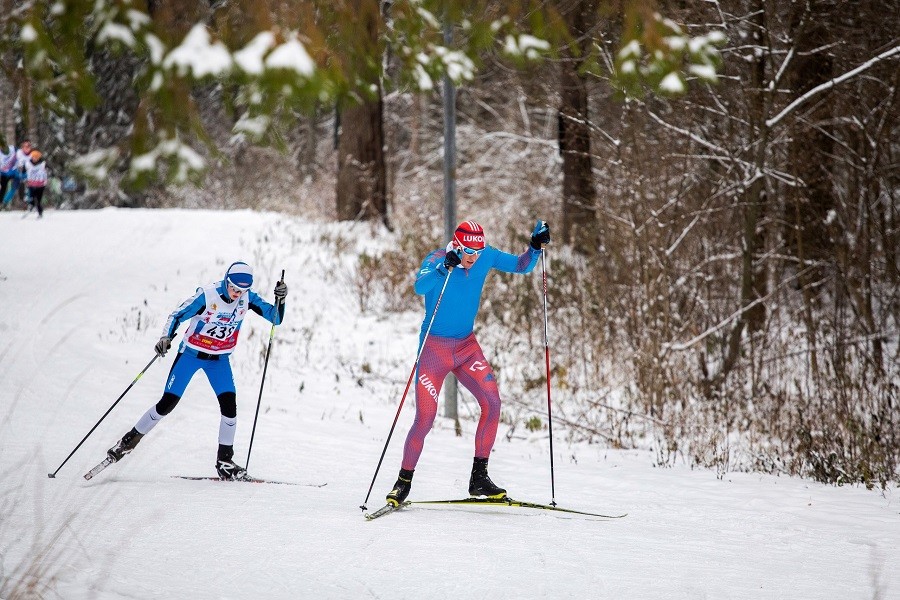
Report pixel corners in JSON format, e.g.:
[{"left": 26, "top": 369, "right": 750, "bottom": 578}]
[{"left": 132, "top": 280, "right": 284, "bottom": 447}]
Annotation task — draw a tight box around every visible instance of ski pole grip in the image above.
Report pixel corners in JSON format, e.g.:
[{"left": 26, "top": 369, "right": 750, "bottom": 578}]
[{"left": 277, "top": 269, "right": 286, "bottom": 308}]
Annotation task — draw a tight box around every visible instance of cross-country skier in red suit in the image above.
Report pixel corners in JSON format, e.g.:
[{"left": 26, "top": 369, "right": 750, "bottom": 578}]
[{"left": 385, "top": 219, "right": 551, "bottom": 505}]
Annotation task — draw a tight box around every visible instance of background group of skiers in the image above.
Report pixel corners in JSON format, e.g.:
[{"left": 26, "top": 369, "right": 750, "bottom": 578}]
[{"left": 1, "top": 139, "right": 48, "bottom": 217}]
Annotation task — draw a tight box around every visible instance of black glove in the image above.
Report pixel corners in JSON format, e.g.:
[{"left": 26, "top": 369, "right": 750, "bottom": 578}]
[
  {"left": 155, "top": 336, "right": 172, "bottom": 357},
  {"left": 274, "top": 281, "right": 288, "bottom": 301},
  {"left": 443, "top": 249, "right": 462, "bottom": 271},
  {"left": 530, "top": 220, "right": 550, "bottom": 250}
]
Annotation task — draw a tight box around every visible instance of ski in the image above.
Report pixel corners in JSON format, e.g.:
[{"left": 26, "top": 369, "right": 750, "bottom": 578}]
[
  {"left": 83, "top": 456, "right": 115, "bottom": 480},
  {"left": 171, "top": 475, "right": 326, "bottom": 487},
  {"left": 411, "top": 496, "right": 627, "bottom": 519},
  {"left": 363, "top": 501, "right": 411, "bottom": 521}
]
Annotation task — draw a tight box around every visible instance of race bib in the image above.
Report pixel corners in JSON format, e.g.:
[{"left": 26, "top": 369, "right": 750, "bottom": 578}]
[{"left": 183, "top": 284, "right": 248, "bottom": 355}]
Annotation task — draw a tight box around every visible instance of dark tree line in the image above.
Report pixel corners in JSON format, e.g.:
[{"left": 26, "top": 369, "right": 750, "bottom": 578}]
[{"left": 530, "top": 0, "right": 898, "bottom": 485}]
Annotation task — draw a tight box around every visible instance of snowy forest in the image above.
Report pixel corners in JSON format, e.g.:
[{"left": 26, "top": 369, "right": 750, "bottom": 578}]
[{"left": 2, "top": 0, "right": 898, "bottom": 491}]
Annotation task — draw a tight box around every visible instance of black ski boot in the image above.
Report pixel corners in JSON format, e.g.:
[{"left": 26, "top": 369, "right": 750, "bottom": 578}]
[
  {"left": 215, "top": 444, "right": 249, "bottom": 481},
  {"left": 107, "top": 428, "right": 144, "bottom": 462},
  {"left": 386, "top": 468, "right": 415, "bottom": 506},
  {"left": 468, "top": 457, "right": 507, "bottom": 498}
]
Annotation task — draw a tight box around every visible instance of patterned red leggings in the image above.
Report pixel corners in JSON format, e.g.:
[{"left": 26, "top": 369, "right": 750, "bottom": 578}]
[{"left": 401, "top": 333, "right": 501, "bottom": 470}]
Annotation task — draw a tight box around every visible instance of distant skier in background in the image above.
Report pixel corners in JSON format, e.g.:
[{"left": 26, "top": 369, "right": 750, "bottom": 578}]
[
  {"left": 385, "top": 219, "right": 551, "bottom": 506},
  {"left": 14, "top": 140, "right": 33, "bottom": 206},
  {"left": 0, "top": 143, "right": 17, "bottom": 208},
  {"left": 105, "top": 262, "right": 288, "bottom": 480},
  {"left": 24, "top": 149, "right": 48, "bottom": 217}
]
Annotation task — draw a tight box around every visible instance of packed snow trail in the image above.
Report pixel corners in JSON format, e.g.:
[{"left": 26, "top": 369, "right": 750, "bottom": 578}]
[{"left": 1, "top": 209, "right": 897, "bottom": 599}]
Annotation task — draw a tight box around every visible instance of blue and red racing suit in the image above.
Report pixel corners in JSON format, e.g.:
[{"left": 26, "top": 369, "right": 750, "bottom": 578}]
[{"left": 400, "top": 244, "right": 540, "bottom": 470}]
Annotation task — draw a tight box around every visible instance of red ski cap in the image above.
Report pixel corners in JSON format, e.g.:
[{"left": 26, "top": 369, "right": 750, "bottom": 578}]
[{"left": 453, "top": 220, "right": 486, "bottom": 251}]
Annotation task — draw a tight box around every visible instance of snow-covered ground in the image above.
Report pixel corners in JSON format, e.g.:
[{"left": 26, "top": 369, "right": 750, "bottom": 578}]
[{"left": 1, "top": 208, "right": 897, "bottom": 599}]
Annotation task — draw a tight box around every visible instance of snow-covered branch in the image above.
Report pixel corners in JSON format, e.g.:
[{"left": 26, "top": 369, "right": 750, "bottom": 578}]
[
  {"left": 664, "top": 263, "right": 817, "bottom": 353},
  {"left": 766, "top": 45, "right": 900, "bottom": 128},
  {"left": 645, "top": 110, "right": 729, "bottom": 158}
]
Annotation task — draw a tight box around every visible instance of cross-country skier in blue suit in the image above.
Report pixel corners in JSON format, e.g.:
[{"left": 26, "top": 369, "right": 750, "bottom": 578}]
[{"left": 105, "top": 262, "right": 287, "bottom": 480}]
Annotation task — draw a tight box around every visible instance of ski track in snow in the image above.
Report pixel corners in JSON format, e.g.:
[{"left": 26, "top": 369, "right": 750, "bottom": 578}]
[{"left": 0, "top": 208, "right": 898, "bottom": 599}]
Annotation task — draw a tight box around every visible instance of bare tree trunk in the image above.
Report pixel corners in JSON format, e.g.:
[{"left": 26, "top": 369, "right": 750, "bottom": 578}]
[
  {"left": 787, "top": 0, "right": 835, "bottom": 264},
  {"left": 786, "top": 3, "right": 835, "bottom": 379},
  {"left": 297, "top": 105, "right": 319, "bottom": 181},
  {"left": 336, "top": 92, "right": 387, "bottom": 224},
  {"left": 334, "top": 0, "right": 389, "bottom": 225},
  {"left": 558, "top": 0, "right": 597, "bottom": 253},
  {"left": 0, "top": 70, "right": 15, "bottom": 145},
  {"left": 0, "top": 42, "right": 17, "bottom": 145},
  {"left": 714, "top": 0, "right": 771, "bottom": 391},
  {"left": 0, "top": 50, "right": 32, "bottom": 146}
]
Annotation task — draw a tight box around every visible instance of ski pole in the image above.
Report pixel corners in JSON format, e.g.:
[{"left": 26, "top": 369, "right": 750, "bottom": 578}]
[
  {"left": 360, "top": 267, "right": 454, "bottom": 510},
  {"left": 540, "top": 249, "right": 557, "bottom": 506},
  {"left": 48, "top": 353, "right": 160, "bottom": 478},
  {"left": 246, "top": 269, "right": 285, "bottom": 472}
]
